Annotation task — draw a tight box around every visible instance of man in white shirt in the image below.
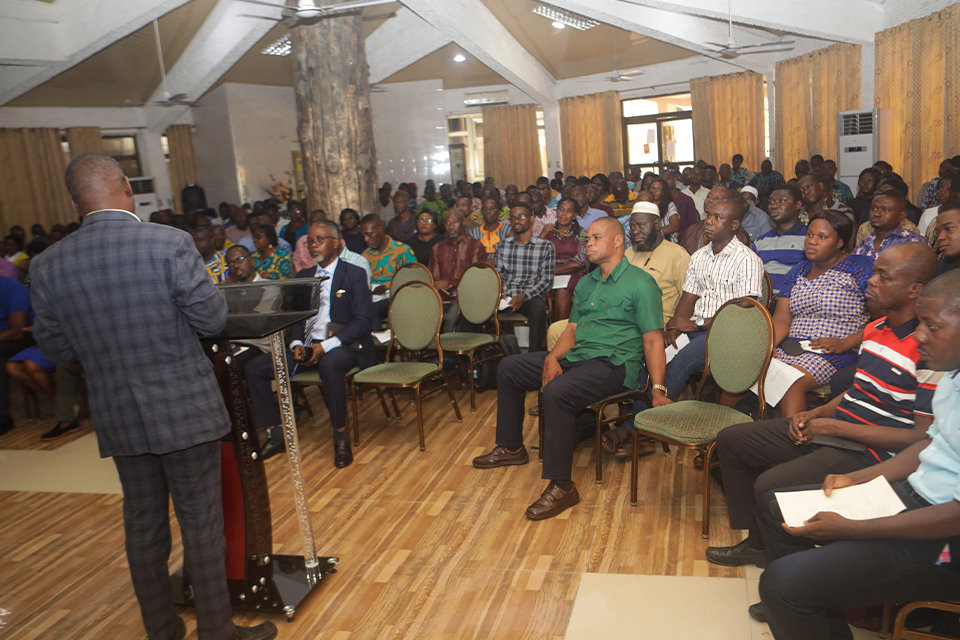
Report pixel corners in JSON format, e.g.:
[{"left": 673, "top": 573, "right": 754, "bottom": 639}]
[
  {"left": 245, "top": 222, "right": 375, "bottom": 467},
  {"left": 682, "top": 166, "right": 709, "bottom": 219}
]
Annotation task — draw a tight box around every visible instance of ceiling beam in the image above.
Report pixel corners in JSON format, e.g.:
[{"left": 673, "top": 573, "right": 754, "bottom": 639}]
[
  {"left": 0, "top": 0, "right": 194, "bottom": 107},
  {"left": 400, "top": 0, "right": 557, "bottom": 104},
  {"left": 367, "top": 7, "right": 451, "bottom": 86},
  {"left": 144, "top": 0, "right": 283, "bottom": 133},
  {"left": 614, "top": 0, "right": 881, "bottom": 44}
]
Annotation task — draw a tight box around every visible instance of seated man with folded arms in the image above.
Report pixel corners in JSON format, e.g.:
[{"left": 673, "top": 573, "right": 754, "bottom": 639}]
[
  {"left": 495, "top": 202, "right": 556, "bottom": 352},
  {"left": 705, "top": 242, "right": 940, "bottom": 570},
  {"left": 427, "top": 210, "right": 487, "bottom": 333},
  {"left": 754, "top": 270, "right": 960, "bottom": 639},
  {"left": 246, "top": 222, "right": 375, "bottom": 468},
  {"left": 473, "top": 217, "right": 670, "bottom": 520}
]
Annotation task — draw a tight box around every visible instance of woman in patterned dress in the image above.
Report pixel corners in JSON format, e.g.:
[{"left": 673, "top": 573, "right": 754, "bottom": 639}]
[
  {"left": 251, "top": 224, "right": 294, "bottom": 280},
  {"left": 772, "top": 210, "right": 873, "bottom": 417}
]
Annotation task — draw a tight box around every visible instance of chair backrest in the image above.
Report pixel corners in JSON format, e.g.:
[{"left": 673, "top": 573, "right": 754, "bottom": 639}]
[
  {"left": 390, "top": 262, "right": 433, "bottom": 291},
  {"left": 760, "top": 270, "right": 773, "bottom": 310},
  {"left": 702, "top": 297, "right": 775, "bottom": 407},
  {"left": 388, "top": 282, "right": 442, "bottom": 354},
  {"left": 457, "top": 262, "right": 502, "bottom": 327}
]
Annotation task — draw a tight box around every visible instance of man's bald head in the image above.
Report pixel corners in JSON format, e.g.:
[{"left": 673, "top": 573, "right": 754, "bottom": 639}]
[
  {"left": 887, "top": 242, "right": 938, "bottom": 287},
  {"left": 64, "top": 153, "right": 133, "bottom": 215},
  {"left": 590, "top": 216, "right": 625, "bottom": 243},
  {"left": 920, "top": 269, "right": 960, "bottom": 318}
]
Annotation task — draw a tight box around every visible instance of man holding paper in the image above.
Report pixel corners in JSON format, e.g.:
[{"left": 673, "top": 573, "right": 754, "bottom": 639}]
[
  {"left": 755, "top": 270, "right": 960, "bottom": 640},
  {"left": 706, "top": 242, "right": 941, "bottom": 569}
]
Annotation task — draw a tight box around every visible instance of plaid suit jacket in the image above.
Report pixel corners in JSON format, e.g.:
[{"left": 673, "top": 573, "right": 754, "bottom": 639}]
[{"left": 30, "top": 210, "right": 230, "bottom": 457}]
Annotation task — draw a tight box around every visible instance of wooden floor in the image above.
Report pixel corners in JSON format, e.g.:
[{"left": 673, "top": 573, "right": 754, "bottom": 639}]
[{"left": 0, "top": 380, "right": 745, "bottom": 640}]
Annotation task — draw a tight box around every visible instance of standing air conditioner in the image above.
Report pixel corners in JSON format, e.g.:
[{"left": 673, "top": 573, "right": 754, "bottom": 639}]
[
  {"left": 129, "top": 177, "right": 158, "bottom": 221},
  {"left": 836, "top": 108, "right": 892, "bottom": 194}
]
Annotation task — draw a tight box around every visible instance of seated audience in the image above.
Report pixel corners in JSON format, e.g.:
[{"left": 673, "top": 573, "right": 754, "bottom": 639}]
[
  {"left": 605, "top": 180, "right": 637, "bottom": 218},
  {"left": 730, "top": 154, "right": 752, "bottom": 189},
  {"left": 360, "top": 214, "right": 415, "bottom": 328},
  {"left": 705, "top": 242, "right": 939, "bottom": 570},
  {"left": 819, "top": 159, "right": 853, "bottom": 205},
  {"left": 918, "top": 174, "right": 954, "bottom": 236},
  {"left": 416, "top": 184, "right": 447, "bottom": 222},
  {"left": 587, "top": 183, "right": 614, "bottom": 218},
  {"left": 473, "top": 217, "right": 669, "bottom": 520},
  {"left": 246, "top": 222, "right": 375, "bottom": 467},
  {"left": 854, "top": 192, "right": 928, "bottom": 261},
  {"left": 385, "top": 190, "right": 416, "bottom": 242},
  {"left": 3, "top": 236, "right": 28, "bottom": 270},
  {"left": 495, "top": 202, "right": 556, "bottom": 352},
  {"left": 543, "top": 196, "right": 588, "bottom": 322},
  {"left": 663, "top": 170, "right": 699, "bottom": 238},
  {"left": 624, "top": 203, "right": 692, "bottom": 326},
  {"left": 0, "top": 276, "right": 33, "bottom": 435},
  {"left": 407, "top": 211, "right": 443, "bottom": 265},
  {"left": 279, "top": 204, "right": 308, "bottom": 247},
  {"left": 681, "top": 166, "right": 709, "bottom": 218},
  {"left": 754, "top": 270, "right": 960, "bottom": 639},
  {"left": 251, "top": 224, "right": 293, "bottom": 280},
  {"left": 917, "top": 157, "right": 958, "bottom": 210},
  {"left": 571, "top": 185, "right": 606, "bottom": 228},
  {"left": 873, "top": 174, "right": 923, "bottom": 224},
  {"left": 798, "top": 173, "right": 854, "bottom": 226},
  {"left": 240, "top": 214, "right": 293, "bottom": 254},
  {"left": 747, "top": 160, "right": 786, "bottom": 211},
  {"left": 6, "top": 345, "right": 55, "bottom": 425},
  {"left": 739, "top": 185, "right": 776, "bottom": 244},
  {"left": 211, "top": 224, "right": 231, "bottom": 253},
  {"left": 935, "top": 203, "right": 960, "bottom": 274},
  {"left": 469, "top": 198, "right": 511, "bottom": 257},
  {"left": 224, "top": 208, "right": 252, "bottom": 243},
  {"left": 191, "top": 226, "right": 229, "bottom": 283},
  {"left": 753, "top": 185, "right": 807, "bottom": 293},
  {"left": 679, "top": 186, "right": 752, "bottom": 255},
  {"left": 528, "top": 185, "right": 556, "bottom": 237},
  {"left": 848, "top": 167, "right": 880, "bottom": 223},
  {"left": 427, "top": 210, "right": 487, "bottom": 333},
  {"left": 768, "top": 211, "right": 873, "bottom": 416},
  {"left": 340, "top": 208, "right": 366, "bottom": 254},
  {"left": 649, "top": 177, "right": 680, "bottom": 242}
]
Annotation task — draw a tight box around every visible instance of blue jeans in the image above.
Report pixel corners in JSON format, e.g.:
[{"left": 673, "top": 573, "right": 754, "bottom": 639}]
[{"left": 628, "top": 330, "right": 708, "bottom": 425}]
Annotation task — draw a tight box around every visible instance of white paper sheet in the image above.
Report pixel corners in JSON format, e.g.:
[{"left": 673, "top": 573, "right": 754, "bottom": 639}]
[
  {"left": 750, "top": 357, "right": 806, "bottom": 407},
  {"left": 371, "top": 293, "right": 390, "bottom": 303},
  {"left": 775, "top": 476, "right": 907, "bottom": 528},
  {"left": 372, "top": 330, "right": 392, "bottom": 344},
  {"left": 799, "top": 339, "right": 826, "bottom": 354},
  {"left": 553, "top": 275, "right": 571, "bottom": 289},
  {"left": 664, "top": 333, "right": 691, "bottom": 364},
  {"left": 498, "top": 297, "right": 511, "bottom": 311}
]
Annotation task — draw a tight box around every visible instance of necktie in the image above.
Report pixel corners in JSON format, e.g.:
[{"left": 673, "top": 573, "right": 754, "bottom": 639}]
[{"left": 302, "top": 268, "right": 329, "bottom": 346}]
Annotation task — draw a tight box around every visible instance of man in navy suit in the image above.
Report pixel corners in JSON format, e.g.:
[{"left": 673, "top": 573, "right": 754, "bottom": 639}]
[
  {"left": 246, "top": 221, "right": 375, "bottom": 468},
  {"left": 29, "top": 154, "right": 276, "bottom": 640}
]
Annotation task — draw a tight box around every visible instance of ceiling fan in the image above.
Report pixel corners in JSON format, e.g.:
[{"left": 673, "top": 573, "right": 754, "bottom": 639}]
[
  {"left": 705, "top": 0, "right": 794, "bottom": 58},
  {"left": 238, "top": 0, "right": 398, "bottom": 26},
  {"left": 581, "top": 28, "right": 643, "bottom": 83},
  {"left": 126, "top": 20, "right": 200, "bottom": 107}
]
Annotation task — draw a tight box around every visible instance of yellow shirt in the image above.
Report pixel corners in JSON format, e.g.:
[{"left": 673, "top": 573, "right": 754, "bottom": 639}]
[{"left": 625, "top": 240, "right": 691, "bottom": 325}]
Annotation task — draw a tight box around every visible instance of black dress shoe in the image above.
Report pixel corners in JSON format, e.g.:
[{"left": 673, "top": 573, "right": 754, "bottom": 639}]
[
  {"left": 705, "top": 538, "right": 770, "bottom": 567},
  {"left": 334, "top": 435, "right": 353, "bottom": 468},
  {"left": 748, "top": 602, "right": 767, "bottom": 623},
  {"left": 41, "top": 420, "right": 80, "bottom": 441},
  {"left": 231, "top": 621, "right": 278, "bottom": 640},
  {"left": 260, "top": 430, "right": 286, "bottom": 460}
]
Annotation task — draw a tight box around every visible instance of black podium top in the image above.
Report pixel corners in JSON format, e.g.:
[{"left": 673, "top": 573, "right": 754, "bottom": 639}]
[{"left": 203, "top": 278, "right": 325, "bottom": 340}]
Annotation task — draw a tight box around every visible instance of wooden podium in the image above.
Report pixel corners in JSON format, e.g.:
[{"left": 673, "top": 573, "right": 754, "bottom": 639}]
[{"left": 171, "top": 278, "right": 334, "bottom": 622}]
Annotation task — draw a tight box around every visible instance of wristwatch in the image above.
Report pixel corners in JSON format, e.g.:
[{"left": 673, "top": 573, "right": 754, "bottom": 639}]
[
  {"left": 652, "top": 384, "right": 668, "bottom": 395},
  {"left": 695, "top": 317, "right": 705, "bottom": 330}
]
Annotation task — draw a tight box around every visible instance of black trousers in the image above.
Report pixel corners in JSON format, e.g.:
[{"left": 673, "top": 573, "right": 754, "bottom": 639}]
[
  {"left": 495, "top": 352, "right": 626, "bottom": 481},
  {"left": 716, "top": 418, "right": 879, "bottom": 544},
  {"left": 114, "top": 440, "right": 235, "bottom": 640},
  {"left": 515, "top": 296, "right": 548, "bottom": 352},
  {"left": 757, "top": 482, "right": 960, "bottom": 640},
  {"left": 245, "top": 347, "right": 360, "bottom": 432}
]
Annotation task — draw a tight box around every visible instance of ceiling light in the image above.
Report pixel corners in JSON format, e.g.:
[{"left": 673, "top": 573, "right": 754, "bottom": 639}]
[
  {"left": 552, "top": 21, "right": 566, "bottom": 29},
  {"left": 261, "top": 34, "right": 291, "bottom": 57},
  {"left": 454, "top": 54, "right": 466, "bottom": 62},
  {"left": 532, "top": 5, "right": 599, "bottom": 31}
]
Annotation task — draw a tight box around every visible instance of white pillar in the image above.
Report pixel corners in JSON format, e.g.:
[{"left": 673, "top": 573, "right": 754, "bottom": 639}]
[
  {"left": 541, "top": 102, "right": 562, "bottom": 175},
  {"left": 766, "top": 70, "right": 777, "bottom": 166},
  {"left": 861, "top": 41, "right": 875, "bottom": 110},
  {"left": 136, "top": 131, "right": 173, "bottom": 211}
]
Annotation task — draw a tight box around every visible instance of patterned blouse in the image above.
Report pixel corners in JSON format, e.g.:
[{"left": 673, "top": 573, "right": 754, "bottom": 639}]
[{"left": 253, "top": 246, "right": 294, "bottom": 280}]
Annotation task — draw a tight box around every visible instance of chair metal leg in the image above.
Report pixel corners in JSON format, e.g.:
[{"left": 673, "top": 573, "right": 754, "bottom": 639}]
[
  {"left": 701, "top": 441, "right": 717, "bottom": 540},
  {"left": 374, "top": 387, "right": 392, "bottom": 418},
  {"left": 414, "top": 384, "right": 426, "bottom": 451},
  {"left": 630, "top": 430, "right": 639, "bottom": 507},
  {"left": 440, "top": 371, "right": 462, "bottom": 422},
  {"left": 348, "top": 378, "right": 360, "bottom": 447},
  {"left": 595, "top": 406, "right": 605, "bottom": 485},
  {"left": 387, "top": 388, "right": 402, "bottom": 417},
  {"left": 537, "top": 390, "right": 544, "bottom": 463},
  {"left": 467, "top": 349, "right": 477, "bottom": 413}
]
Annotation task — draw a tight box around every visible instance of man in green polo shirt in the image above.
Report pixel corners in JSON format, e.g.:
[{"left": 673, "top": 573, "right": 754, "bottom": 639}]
[{"left": 473, "top": 217, "right": 671, "bottom": 520}]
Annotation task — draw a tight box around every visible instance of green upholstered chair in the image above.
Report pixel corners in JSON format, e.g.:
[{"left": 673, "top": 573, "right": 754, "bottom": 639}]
[
  {"left": 289, "top": 366, "right": 398, "bottom": 447},
  {"left": 536, "top": 381, "right": 654, "bottom": 486},
  {"left": 390, "top": 261, "right": 433, "bottom": 291},
  {"left": 631, "top": 297, "right": 775, "bottom": 539},
  {"left": 352, "top": 282, "right": 462, "bottom": 450},
  {"left": 760, "top": 270, "right": 774, "bottom": 310},
  {"left": 438, "top": 262, "right": 504, "bottom": 412}
]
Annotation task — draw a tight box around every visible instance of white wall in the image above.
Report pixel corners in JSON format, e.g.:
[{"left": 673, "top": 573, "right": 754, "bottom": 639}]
[{"left": 192, "top": 84, "right": 241, "bottom": 206}]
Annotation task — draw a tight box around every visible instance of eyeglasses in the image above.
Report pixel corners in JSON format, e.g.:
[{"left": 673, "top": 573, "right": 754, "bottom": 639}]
[
  {"left": 226, "top": 255, "right": 250, "bottom": 267},
  {"left": 306, "top": 236, "right": 337, "bottom": 246},
  {"left": 508, "top": 214, "right": 530, "bottom": 222}
]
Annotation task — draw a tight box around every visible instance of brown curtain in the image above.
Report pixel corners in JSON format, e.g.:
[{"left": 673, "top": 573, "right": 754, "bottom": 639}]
[
  {"left": 690, "top": 71, "right": 765, "bottom": 171},
  {"left": 559, "top": 91, "right": 623, "bottom": 177},
  {"left": 166, "top": 124, "right": 199, "bottom": 215},
  {"left": 774, "top": 43, "right": 862, "bottom": 174},
  {"left": 0, "top": 128, "right": 74, "bottom": 232},
  {"left": 876, "top": 4, "right": 960, "bottom": 203},
  {"left": 481, "top": 104, "right": 541, "bottom": 189},
  {"left": 65, "top": 127, "right": 103, "bottom": 158}
]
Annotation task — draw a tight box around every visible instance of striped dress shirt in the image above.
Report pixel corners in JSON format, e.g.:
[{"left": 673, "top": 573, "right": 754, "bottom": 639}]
[{"left": 682, "top": 237, "right": 764, "bottom": 323}]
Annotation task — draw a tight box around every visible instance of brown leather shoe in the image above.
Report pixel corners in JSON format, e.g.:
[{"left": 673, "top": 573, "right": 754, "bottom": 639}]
[
  {"left": 525, "top": 481, "right": 579, "bottom": 520},
  {"left": 472, "top": 445, "right": 529, "bottom": 469}
]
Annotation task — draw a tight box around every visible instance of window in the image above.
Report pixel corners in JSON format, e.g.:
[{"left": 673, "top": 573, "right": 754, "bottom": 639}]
[
  {"left": 621, "top": 93, "right": 695, "bottom": 174},
  {"left": 102, "top": 136, "right": 142, "bottom": 178}
]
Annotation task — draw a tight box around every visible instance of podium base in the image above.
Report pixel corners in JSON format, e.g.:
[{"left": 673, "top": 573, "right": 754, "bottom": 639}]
[{"left": 171, "top": 554, "right": 339, "bottom": 622}]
